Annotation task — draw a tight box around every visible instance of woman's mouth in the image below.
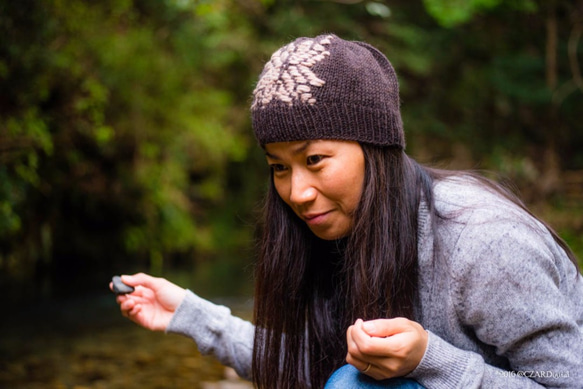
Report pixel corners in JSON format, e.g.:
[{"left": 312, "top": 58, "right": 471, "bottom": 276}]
[{"left": 303, "top": 211, "right": 332, "bottom": 226}]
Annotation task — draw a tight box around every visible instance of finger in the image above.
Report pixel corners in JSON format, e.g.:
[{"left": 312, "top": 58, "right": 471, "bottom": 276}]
[
  {"left": 350, "top": 320, "right": 400, "bottom": 358},
  {"left": 346, "top": 351, "right": 369, "bottom": 371},
  {"left": 347, "top": 318, "right": 366, "bottom": 341},
  {"left": 362, "top": 318, "right": 427, "bottom": 357},
  {"left": 347, "top": 321, "right": 371, "bottom": 363},
  {"left": 120, "top": 297, "right": 136, "bottom": 313},
  {"left": 116, "top": 285, "right": 151, "bottom": 301},
  {"left": 133, "top": 286, "right": 158, "bottom": 302},
  {"left": 361, "top": 317, "right": 413, "bottom": 337},
  {"left": 346, "top": 325, "right": 356, "bottom": 354},
  {"left": 358, "top": 330, "right": 426, "bottom": 360},
  {"left": 121, "top": 273, "right": 161, "bottom": 289},
  {"left": 121, "top": 294, "right": 152, "bottom": 308},
  {"left": 346, "top": 323, "right": 360, "bottom": 354},
  {"left": 351, "top": 318, "right": 374, "bottom": 344},
  {"left": 128, "top": 303, "right": 142, "bottom": 317},
  {"left": 347, "top": 322, "right": 354, "bottom": 342},
  {"left": 128, "top": 285, "right": 145, "bottom": 297},
  {"left": 359, "top": 363, "right": 385, "bottom": 381}
]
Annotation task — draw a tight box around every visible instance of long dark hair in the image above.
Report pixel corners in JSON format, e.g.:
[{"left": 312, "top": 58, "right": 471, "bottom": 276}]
[
  {"left": 252, "top": 144, "right": 431, "bottom": 388},
  {"left": 251, "top": 143, "right": 579, "bottom": 388}
]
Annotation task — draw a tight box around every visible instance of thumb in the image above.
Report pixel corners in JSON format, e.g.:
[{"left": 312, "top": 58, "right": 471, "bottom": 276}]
[
  {"left": 121, "top": 273, "right": 162, "bottom": 290},
  {"left": 362, "top": 318, "right": 413, "bottom": 337}
]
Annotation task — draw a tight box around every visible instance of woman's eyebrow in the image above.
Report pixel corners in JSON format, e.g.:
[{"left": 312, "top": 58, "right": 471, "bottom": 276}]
[
  {"left": 264, "top": 151, "right": 280, "bottom": 160},
  {"left": 291, "top": 140, "right": 312, "bottom": 155},
  {"left": 265, "top": 141, "right": 312, "bottom": 160}
]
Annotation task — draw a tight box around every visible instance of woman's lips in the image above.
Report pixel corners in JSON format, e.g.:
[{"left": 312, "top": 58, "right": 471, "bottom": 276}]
[{"left": 303, "top": 211, "right": 332, "bottom": 225}]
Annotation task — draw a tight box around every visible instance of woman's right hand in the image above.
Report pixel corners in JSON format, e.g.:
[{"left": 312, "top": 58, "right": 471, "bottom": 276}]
[{"left": 111, "top": 273, "right": 187, "bottom": 332}]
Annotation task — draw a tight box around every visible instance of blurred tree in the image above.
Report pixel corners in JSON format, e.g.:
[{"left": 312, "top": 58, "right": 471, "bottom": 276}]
[
  {"left": 1, "top": 0, "right": 581, "bottom": 303},
  {"left": 246, "top": 0, "right": 582, "bottom": 189},
  {"left": 0, "top": 0, "right": 262, "bottom": 300},
  {"left": 410, "top": 0, "right": 583, "bottom": 203}
]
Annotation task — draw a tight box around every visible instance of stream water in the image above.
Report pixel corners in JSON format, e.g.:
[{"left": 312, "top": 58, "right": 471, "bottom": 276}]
[{"left": 0, "top": 292, "right": 253, "bottom": 388}]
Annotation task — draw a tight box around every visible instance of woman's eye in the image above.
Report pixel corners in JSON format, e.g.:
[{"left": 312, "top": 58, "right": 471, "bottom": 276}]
[
  {"left": 270, "top": 164, "right": 287, "bottom": 172},
  {"left": 306, "top": 155, "right": 324, "bottom": 165}
]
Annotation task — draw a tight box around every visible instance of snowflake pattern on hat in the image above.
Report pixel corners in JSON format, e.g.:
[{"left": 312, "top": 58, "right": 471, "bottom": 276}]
[{"left": 252, "top": 35, "right": 334, "bottom": 109}]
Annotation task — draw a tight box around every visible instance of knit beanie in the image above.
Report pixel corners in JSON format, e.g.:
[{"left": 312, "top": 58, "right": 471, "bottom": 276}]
[{"left": 251, "top": 34, "right": 405, "bottom": 148}]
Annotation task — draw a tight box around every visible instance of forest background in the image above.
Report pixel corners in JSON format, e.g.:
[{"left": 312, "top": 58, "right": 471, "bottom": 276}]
[{"left": 1, "top": 0, "right": 583, "bottom": 308}]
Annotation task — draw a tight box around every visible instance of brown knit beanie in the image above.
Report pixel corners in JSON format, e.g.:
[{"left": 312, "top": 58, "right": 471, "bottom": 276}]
[{"left": 251, "top": 34, "right": 405, "bottom": 148}]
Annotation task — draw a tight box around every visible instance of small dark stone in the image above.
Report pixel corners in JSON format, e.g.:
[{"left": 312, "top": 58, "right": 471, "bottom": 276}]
[{"left": 112, "top": 276, "right": 135, "bottom": 294}]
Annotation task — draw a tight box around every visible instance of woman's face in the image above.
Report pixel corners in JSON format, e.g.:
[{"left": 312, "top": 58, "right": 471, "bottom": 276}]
[{"left": 265, "top": 140, "right": 365, "bottom": 240}]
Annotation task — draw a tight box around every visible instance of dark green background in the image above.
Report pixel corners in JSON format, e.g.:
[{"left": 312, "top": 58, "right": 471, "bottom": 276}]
[{"left": 1, "top": 0, "right": 582, "bottom": 305}]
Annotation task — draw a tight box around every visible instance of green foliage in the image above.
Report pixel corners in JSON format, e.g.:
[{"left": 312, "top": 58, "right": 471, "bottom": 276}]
[
  {"left": 1, "top": 0, "right": 581, "bottom": 299},
  {"left": 423, "top": 0, "right": 537, "bottom": 27},
  {"left": 0, "top": 0, "right": 260, "bottom": 296}
]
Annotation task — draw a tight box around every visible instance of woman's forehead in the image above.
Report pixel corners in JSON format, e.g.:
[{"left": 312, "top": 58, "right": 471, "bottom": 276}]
[
  {"left": 265, "top": 139, "right": 360, "bottom": 154},
  {"left": 265, "top": 140, "right": 313, "bottom": 158}
]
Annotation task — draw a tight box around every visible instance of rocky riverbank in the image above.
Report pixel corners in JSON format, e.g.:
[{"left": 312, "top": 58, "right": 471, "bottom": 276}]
[{"left": 0, "top": 293, "right": 253, "bottom": 388}]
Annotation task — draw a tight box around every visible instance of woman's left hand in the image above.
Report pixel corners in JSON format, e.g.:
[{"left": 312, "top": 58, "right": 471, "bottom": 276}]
[{"left": 346, "top": 317, "right": 428, "bottom": 380}]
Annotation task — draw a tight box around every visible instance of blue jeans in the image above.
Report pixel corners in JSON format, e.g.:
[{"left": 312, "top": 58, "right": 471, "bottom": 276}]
[{"left": 325, "top": 365, "right": 425, "bottom": 389}]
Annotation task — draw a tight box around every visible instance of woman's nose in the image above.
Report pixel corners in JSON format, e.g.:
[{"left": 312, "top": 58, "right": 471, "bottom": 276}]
[{"left": 289, "top": 171, "right": 317, "bottom": 205}]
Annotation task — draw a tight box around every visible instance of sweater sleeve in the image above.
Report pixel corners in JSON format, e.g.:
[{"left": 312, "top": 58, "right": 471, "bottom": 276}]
[
  {"left": 409, "top": 331, "right": 552, "bottom": 388},
  {"left": 165, "top": 290, "right": 255, "bottom": 380},
  {"left": 409, "top": 217, "right": 583, "bottom": 388}
]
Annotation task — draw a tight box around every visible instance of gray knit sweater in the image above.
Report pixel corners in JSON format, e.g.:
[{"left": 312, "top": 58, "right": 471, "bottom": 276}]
[{"left": 167, "top": 177, "right": 583, "bottom": 388}]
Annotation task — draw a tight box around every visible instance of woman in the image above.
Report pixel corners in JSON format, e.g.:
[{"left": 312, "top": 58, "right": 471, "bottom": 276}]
[{"left": 114, "top": 34, "right": 583, "bottom": 388}]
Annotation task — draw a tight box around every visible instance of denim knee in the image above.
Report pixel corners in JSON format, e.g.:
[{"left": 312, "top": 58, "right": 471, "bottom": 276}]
[{"left": 324, "top": 364, "right": 425, "bottom": 389}]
